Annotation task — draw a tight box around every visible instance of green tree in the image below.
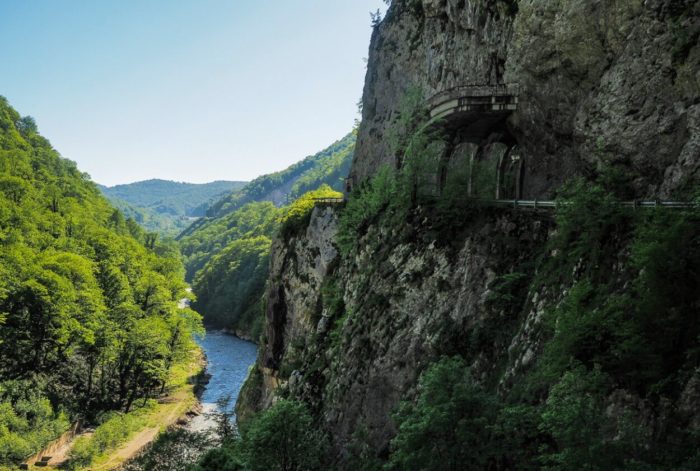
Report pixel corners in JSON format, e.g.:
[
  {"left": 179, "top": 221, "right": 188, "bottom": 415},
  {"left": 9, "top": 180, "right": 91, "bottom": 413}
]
[
  {"left": 387, "top": 357, "right": 497, "bottom": 471},
  {"left": 0, "top": 96, "right": 203, "bottom": 466},
  {"left": 240, "top": 399, "right": 327, "bottom": 471},
  {"left": 538, "top": 365, "right": 645, "bottom": 470}
]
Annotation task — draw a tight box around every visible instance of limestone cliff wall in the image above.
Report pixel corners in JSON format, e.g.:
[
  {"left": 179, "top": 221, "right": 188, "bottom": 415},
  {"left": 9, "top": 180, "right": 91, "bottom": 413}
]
[
  {"left": 236, "top": 0, "right": 700, "bottom": 465},
  {"left": 352, "top": 0, "right": 700, "bottom": 198},
  {"left": 240, "top": 201, "right": 700, "bottom": 463},
  {"left": 250, "top": 206, "right": 340, "bottom": 411},
  {"left": 242, "top": 204, "right": 556, "bottom": 456}
]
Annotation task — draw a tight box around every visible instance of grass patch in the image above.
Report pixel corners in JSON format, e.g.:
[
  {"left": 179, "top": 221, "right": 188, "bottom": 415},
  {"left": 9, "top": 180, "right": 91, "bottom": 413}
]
[{"left": 67, "top": 346, "right": 203, "bottom": 470}]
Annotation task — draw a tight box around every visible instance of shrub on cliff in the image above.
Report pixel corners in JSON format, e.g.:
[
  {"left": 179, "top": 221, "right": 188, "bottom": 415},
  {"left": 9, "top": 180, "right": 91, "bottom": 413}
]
[
  {"left": 278, "top": 184, "right": 343, "bottom": 240},
  {"left": 387, "top": 357, "right": 498, "bottom": 470},
  {"left": 240, "top": 399, "right": 327, "bottom": 471},
  {"left": 192, "top": 399, "right": 327, "bottom": 471}
]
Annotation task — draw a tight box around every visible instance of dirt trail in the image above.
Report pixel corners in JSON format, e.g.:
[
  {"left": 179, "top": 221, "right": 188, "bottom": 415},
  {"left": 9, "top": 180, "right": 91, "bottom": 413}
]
[
  {"left": 44, "top": 431, "right": 94, "bottom": 467},
  {"left": 92, "top": 390, "right": 190, "bottom": 470}
]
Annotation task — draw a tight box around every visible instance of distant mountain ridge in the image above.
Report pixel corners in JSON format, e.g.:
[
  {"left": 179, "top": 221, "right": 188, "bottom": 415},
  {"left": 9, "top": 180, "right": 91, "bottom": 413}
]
[
  {"left": 100, "top": 179, "right": 247, "bottom": 216},
  {"left": 99, "top": 179, "right": 246, "bottom": 236},
  {"left": 206, "top": 133, "right": 354, "bottom": 218}
]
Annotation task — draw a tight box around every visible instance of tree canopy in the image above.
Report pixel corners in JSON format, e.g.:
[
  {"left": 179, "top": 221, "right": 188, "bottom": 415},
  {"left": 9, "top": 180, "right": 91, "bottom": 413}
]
[{"left": 0, "top": 96, "right": 202, "bottom": 466}]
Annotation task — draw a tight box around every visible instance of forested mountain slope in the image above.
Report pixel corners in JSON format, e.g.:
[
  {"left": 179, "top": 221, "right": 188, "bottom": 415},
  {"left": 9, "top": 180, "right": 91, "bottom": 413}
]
[
  {"left": 178, "top": 134, "right": 354, "bottom": 338},
  {"left": 99, "top": 179, "right": 246, "bottom": 236},
  {"left": 0, "top": 97, "right": 202, "bottom": 466},
  {"left": 192, "top": 133, "right": 354, "bottom": 224}
]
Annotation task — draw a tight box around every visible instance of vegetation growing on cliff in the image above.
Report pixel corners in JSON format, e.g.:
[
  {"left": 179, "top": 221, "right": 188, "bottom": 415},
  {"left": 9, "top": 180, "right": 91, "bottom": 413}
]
[
  {"left": 180, "top": 135, "right": 352, "bottom": 336},
  {"left": 0, "top": 97, "right": 203, "bottom": 466},
  {"left": 229, "top": 130, "right": 700, "bottom": 469},
  {"left": 193, "top": 399, "right": 327, "bottom": 471},
  {"left": 376, "top": 176, "right": 700, "bottom": 470}
]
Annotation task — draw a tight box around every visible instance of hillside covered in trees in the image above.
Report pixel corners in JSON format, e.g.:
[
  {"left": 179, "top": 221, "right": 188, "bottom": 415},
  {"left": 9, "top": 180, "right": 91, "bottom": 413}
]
[
  {"left": 0, "top": 97, "right": 202, "bottom": 466},
  {"left": 195, "top": 133, "right": 354, "bottom": 222},
  {"left": 99, "top": 179, "right": 246, "bottom": 236},
  {"left": 179, "top": 134, "right": 354, "bottom": 338}
]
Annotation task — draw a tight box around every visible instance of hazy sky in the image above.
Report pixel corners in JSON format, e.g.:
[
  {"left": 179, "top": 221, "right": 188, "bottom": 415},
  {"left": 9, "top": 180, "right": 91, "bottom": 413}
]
[{"left": 0, "top": 1, "right": 386, "bottom": 186}]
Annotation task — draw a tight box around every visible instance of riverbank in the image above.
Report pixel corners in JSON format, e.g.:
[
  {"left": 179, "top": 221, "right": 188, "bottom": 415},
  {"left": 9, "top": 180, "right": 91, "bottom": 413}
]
[
  {"left": 115, "top": 331, "right": 258, "bottom": 470},
  {"left": 221, "top": 327, "right": 256, "bottom": 344},
  {"left": 56, "top": 347, "right": 205, "bottom": 471}
]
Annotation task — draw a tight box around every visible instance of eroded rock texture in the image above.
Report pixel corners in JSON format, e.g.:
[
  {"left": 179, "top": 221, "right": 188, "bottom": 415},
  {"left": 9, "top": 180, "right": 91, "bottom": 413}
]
[
  {"left": 244, "top": 204, "right": 554, "bottom": 457},
  {"left": 237, "top": 0, "right": 700, "bottom": 466},
  {"left": 352, "top": 0, "right": 699, "bottom": 198}
]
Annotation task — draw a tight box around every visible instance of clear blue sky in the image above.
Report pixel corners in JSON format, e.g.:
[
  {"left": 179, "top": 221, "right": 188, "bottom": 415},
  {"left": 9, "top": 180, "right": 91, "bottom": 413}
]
[{"left": 0, "top": 1, "right": 386, "bottom": 185}]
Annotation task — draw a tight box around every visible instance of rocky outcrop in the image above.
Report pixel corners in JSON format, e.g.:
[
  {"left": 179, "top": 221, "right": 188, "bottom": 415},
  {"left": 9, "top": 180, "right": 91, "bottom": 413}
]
[
  {"left": 351, "top": 0, "right": 700, "bottom": 198},
  {"left": 239, "top": 199, "right": 700, "bottom": 464},
  {"left": 255, "top": 206, "right": 340, "bottom": 409},
  {"left": 241, "top": 204, "right": 555, "bottom": 456},
  {"left": 237, "top": 0, "right": 700, "bottom": 466}
]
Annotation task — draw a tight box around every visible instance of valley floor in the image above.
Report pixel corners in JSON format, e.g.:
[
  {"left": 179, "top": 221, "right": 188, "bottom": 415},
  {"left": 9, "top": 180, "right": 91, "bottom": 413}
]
[{"left": 23, "top": 348, "right": 204, "bottom": 471}]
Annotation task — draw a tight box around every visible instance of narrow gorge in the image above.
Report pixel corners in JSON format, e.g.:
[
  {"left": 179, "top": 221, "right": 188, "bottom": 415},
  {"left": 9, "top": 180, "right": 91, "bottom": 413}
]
[{"left": 1, "top": 1, "right": 698, "bottom": 469}]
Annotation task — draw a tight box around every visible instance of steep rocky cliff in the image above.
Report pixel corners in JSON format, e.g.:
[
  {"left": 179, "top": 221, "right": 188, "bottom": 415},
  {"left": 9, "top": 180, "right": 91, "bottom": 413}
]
[
  {"left": 241, "top": 192, "right": 700, "bottom": 465},
  {"left": 241, "top": 199, "right": 700, "bottom": 468},
  {"left": 236, "top": 0, "right": 700, "bottom": 468},
  {"left": 246, "top": 203, "right": 551, "bottom": 447},
  {"left": 352, "top": 0, "right": 699, "bottom": 198}
]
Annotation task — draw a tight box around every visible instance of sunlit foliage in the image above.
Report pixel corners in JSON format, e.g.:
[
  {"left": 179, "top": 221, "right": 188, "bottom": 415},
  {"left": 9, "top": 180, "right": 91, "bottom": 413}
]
[{"left": 0, "top": 96, "right": 202, "bottom": 466}]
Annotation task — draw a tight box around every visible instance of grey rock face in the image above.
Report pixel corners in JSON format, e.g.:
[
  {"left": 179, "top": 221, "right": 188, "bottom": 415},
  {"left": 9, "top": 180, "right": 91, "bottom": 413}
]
[
  {"left": 257, "top": 206, "right": 340, "bottom": 408},
  {"left": 248, "top": 206, "right": 553, "bottom": 455},
  {"left": 352, "top": 0, "right": 699, "bottom": 198},
  {"left": 237, "top": 0, "right": 700, "bottom": 464}
]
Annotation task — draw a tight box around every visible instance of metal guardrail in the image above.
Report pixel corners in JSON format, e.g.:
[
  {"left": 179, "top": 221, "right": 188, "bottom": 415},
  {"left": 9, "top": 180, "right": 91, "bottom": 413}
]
[
  {"left": 312, "top": 197, "right": 346, "bottom": 204},
  {"left": 312, "top": 196, "right": 697, "bottom": 210},
  {"left": 426, "top": 84, "right": 520, "bottom": 108},
  {"left": 488, "top": 199, "right": 698, "bottom": 209}
]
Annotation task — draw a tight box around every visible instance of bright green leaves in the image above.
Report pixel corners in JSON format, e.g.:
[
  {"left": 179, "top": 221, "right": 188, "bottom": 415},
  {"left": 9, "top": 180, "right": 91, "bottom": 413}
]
[
  {"left": 0, "top": 381, "right": 70, "bottom": 462},
  {"left": 0, "top": 96, "right": 203, "bottom": 465},
  {"left": 192, "top": 235, "right": 270, "bottom": 336},
  {"left": 277, "top": 184, "right": 342, "bottom": 239},
  {"left": 0, "top": 175, "right": 30, "bottom": 204},
  {"left": 179, "top": 200, "right": 280, "bottom": 281}
]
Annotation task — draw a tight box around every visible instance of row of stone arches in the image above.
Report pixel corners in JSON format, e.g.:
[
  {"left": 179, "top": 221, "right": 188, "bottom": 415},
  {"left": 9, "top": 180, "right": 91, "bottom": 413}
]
[
  {"left": 418, "top": 84, "right": 523, "bottom": 201},
  {"left": 431, "top": 138, "right": 523, "bottom": 200}
]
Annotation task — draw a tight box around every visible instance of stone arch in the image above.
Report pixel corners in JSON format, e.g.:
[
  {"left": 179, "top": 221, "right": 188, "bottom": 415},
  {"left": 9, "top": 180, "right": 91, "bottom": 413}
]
[
  {"left": 440, "top": 141, "right": 478, "bottom": 196},
  {"left": 470, "top": 141, "right": 508, "bottom": 199},
  {"left": 496, "top": 145, "right": 523, "bottom": 200}
]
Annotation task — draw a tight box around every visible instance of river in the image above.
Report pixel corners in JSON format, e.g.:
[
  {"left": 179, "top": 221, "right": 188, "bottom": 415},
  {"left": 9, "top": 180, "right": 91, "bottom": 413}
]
[
  {"left": 120, "top": 330, "right": 257, "bottom": 470},
  {"left": 188, "top": 330, "right": 258, "bottom": 432}
]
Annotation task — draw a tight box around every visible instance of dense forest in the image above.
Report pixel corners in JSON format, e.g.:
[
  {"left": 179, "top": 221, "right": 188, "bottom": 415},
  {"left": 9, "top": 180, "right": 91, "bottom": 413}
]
[
  {"left": 179, "top": 134, "right": 354, "bottom": 337},
  {"left": 0, "top": 97, "right": 202, "bottom": 466},
  {"left": 99, "top": 180, "right": 246, "bottom": 236}
]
